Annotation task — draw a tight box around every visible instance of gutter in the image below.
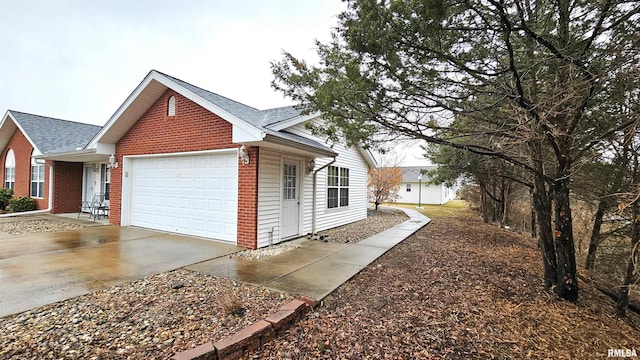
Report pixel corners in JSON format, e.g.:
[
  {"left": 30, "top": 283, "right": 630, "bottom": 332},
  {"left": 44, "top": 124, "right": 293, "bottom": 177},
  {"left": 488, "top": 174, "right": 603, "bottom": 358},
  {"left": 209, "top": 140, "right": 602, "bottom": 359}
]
[
  {"left": 0, "top": 162, "right": 54, "bottom": 217},
  {"left": 310, "top": 156, "right": 337, "bottom": 239}
]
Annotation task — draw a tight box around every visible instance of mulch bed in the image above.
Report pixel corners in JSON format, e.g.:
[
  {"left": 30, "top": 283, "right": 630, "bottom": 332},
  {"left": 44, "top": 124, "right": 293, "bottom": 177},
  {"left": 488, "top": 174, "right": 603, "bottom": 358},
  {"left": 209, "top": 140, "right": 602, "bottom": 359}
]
[{"left": 248, "top": 205, "right": 640, "bottom": 359}]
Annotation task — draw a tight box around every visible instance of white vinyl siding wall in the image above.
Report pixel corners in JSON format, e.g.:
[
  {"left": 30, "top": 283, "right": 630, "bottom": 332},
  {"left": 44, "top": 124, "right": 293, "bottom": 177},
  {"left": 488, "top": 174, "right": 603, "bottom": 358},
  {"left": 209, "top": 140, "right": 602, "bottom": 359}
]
[
  {"left": 257, "top": 149, "right": 282, "bottom": 248},
  {"left": 396, "top": 182, "right": 449, "bottom": 205},
  {"left": 286, "top": 122, "right": 368, "bottom": 234},
  {"left": 256, "top": 118, "right": 370, "bottom": 248}
]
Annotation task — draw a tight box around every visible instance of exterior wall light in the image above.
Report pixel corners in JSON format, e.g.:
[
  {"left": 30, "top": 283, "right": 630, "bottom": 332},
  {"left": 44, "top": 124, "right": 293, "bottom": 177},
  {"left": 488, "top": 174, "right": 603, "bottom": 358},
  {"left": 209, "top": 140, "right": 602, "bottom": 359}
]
[
  {"left": 108, "top": 154, "right": 118, "bottom": 169},
  {"left": 306, "top": 159, "right": 316, "bottom": 174},
  {"left": 239, "top": 145, "right": 250, "bottom": 165}
]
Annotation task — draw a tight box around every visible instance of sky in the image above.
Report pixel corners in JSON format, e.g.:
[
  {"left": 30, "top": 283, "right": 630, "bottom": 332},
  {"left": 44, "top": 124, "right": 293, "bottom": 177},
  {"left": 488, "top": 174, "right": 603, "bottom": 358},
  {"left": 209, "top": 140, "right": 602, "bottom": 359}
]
[{"left": 0, "top": 0, "right": 431, "bottom": 166}]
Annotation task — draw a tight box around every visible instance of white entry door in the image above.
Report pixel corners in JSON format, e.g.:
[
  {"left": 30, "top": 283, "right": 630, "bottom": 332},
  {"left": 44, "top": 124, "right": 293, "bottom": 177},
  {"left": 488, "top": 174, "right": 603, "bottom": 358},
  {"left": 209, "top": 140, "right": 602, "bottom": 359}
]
[
  {"left": 281, "top": 160, "right": 300, "bottom": 239},
  {"left": 82, "top": 165, "right": 97, "bottom": 211}
]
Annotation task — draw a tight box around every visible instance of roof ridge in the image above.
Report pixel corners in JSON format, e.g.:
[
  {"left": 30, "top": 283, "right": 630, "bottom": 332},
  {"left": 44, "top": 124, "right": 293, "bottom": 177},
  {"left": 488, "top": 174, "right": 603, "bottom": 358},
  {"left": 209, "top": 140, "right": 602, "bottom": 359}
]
[
  {"left": 152, "top": 70, "right": 262, "bottom": 113},
  {"left": 261, "top": 104, "right": 298, "bottom": 112},
  {"left": 8, "top": 110, "right": 101, "bottom": 128}
]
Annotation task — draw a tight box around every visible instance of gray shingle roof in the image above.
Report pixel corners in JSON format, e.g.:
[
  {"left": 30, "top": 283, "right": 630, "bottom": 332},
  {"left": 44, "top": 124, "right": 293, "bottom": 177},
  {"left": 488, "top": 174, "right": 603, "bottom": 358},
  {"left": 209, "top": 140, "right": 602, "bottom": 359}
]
[
  {"left": 262, "top": 105, "right": 304, "bottom": 125},
  {"left": 401, "top": 166, "right": 438, "bottom": 182},
  {"left": 158, "top": 71, "right": 306, "bottom": 128},
  {"left": 9, "top": 111, "right": 101, "bottom": 154},
  {"left": 264, "top": 129, "right": 336, "bottom": 155},
  {"left": 159, "top": 72, "right": 267, "bottom": 127}
]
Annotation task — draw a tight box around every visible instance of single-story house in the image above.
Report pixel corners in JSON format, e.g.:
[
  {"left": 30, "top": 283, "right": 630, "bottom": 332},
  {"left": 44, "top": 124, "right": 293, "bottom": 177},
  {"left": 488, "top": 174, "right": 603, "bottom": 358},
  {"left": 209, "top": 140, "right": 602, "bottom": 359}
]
[
  {"left": 0, "top": 111, "right": 101, "bottom": 212},
  {"left": 395, "top": 166, "right": 456, "bottom": 205},
  {"left": 0, "top": 70, "right": 376, "bottom": 249}
]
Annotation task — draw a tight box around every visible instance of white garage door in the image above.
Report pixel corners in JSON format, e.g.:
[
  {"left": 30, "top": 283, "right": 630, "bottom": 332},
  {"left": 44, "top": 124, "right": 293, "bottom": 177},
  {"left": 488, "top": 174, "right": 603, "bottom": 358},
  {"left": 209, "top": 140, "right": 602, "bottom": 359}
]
[{"left": 129, "top": 152, "right": 238, "bottom": 242}]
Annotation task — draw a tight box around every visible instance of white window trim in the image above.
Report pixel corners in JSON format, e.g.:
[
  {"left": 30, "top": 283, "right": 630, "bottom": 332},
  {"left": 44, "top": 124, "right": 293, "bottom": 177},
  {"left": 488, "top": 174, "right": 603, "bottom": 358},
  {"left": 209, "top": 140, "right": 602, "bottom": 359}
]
[
  {"left": 30, "top": 158, "right": 45, "bottom": 198},
  {"left": 327, "top": 165, "right": 349, "bottom": 209},
  {"left": 168, "top": 95, "right": 176, "bottom": 116},
  {"left": 5, "top": 149, "right": 15, "bottom": 190}
]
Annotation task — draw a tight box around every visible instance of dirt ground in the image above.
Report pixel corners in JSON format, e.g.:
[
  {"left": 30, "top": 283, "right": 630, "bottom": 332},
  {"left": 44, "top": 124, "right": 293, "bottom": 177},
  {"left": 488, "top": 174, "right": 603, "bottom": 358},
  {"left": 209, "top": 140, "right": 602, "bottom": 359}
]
[{"left": 248, "top": 201, "right": 640, "bottom": 359}]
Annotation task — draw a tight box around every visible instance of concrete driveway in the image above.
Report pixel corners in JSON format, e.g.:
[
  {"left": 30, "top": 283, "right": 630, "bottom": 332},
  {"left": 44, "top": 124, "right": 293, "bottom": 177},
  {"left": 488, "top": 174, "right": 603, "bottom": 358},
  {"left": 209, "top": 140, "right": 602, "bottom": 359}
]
[{"left": 0, "top": 225, "right": 241, "bottom": 317}]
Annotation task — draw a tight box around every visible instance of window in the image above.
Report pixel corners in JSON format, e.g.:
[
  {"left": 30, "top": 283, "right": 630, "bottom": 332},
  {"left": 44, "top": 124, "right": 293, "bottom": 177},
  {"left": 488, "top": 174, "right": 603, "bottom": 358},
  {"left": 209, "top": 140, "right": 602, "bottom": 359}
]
[
  {"left": 101, "top": 164, "right": 111, "bottom": 201},
  {"left": 30, "top": 155, "right": 45, "bottom": 198},
  {"left": 406, "top": 183, "right": 411, "bottom": 192},
  {"left": 168, "top": 96, "right": 176, "bottom": 116},
  {"left": 4, "top": 149, "right": 15, "bottom": 190},
  {"left": 327, "top": 165, "right": 349, "bottom": 208},
  {"left": 283, "top": 163, "right": 297, "bottom": 200}
]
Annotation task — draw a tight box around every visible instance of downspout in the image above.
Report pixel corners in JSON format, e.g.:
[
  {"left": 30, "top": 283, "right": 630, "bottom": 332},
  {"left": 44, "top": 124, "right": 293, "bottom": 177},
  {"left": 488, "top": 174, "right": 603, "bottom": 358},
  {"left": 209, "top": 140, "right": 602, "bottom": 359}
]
[
  {"left": 311, "top": 156, "right": 336, "bottom": 238},
  {"left": 0, "top": 162, "right": 54, "bottom": 217}
]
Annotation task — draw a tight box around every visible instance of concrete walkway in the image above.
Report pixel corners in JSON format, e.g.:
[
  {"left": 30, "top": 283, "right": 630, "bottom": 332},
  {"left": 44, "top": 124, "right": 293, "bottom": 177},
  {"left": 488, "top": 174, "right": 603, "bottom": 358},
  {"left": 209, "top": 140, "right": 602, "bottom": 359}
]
[
  {"left": 0, "top": 226, "right": 240, "bottom": 317},
  {"left": 187, "top": 208, "right": 430, "bottom": 300}
]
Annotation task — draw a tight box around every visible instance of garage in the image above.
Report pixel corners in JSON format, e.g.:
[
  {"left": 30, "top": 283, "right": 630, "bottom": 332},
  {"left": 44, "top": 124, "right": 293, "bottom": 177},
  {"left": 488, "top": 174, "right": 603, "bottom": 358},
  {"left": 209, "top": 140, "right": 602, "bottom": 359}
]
[{"left": 127, "top": 151, "right": 238, "bottom": 242}]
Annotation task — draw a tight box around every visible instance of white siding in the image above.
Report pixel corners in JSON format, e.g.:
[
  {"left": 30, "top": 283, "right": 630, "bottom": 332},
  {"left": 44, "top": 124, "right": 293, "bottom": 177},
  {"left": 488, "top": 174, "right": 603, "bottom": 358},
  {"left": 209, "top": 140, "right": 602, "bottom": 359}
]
[
  {"left": 396, "top": 181, "right": 451, "bottom": 205},
  {"left": 256, "top": 119, "right": 372, "bottom": 247},
  {"left": 286, "top": 121, "right": 369, "bottom": 233},
  {"left": 257, "top": 149, "right": 281, "bottom": 248}
]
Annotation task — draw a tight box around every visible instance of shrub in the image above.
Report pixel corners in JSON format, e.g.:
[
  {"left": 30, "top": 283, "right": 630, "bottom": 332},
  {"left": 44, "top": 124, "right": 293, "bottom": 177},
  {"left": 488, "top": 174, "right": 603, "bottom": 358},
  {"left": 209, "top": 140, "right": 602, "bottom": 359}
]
[
  {"left": 220, "top": 288, "right": 246, "bottom": 317},
  {"left": 0, "top": 187, "right": 13, "bottom": 210},
  {"left": 9, "top": 196, "right": 36, "bottom": 212}
]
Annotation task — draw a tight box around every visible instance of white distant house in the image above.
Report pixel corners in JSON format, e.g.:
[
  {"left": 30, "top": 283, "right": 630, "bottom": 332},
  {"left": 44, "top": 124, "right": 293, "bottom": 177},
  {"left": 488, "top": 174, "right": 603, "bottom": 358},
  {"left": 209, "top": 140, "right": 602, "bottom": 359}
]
[{"left": 395, "top": 166, "right": 456, "bottom": 205}]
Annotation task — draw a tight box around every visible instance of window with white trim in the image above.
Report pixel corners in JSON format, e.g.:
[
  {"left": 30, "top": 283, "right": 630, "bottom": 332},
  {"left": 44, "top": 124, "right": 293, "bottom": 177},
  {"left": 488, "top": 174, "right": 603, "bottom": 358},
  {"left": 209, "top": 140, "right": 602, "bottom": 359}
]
[
  {"left": 4, "top": 149, "right": 15, "bottom": 190},
  {"left": 168, "top": 96, "right": 176, "bottom": 116},
  {"left": 30, "top": 154, "right": 44, "bottom": 198},
  {"left": 101, "top": 164, "right": 111, "bottom": 201},
  {"left": 327, "top": 165, "right": 349, "bottom": 208},
  {"left": 406, "top": 183, "right": 411, "bottom": 192}
]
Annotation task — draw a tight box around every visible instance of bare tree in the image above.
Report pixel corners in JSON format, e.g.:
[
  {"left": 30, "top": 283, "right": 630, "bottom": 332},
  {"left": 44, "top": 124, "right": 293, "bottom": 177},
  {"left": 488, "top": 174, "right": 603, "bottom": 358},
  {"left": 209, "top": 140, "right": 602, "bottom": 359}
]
[{"left": 368, "top": 161, "right": 403, "bottom": 210}]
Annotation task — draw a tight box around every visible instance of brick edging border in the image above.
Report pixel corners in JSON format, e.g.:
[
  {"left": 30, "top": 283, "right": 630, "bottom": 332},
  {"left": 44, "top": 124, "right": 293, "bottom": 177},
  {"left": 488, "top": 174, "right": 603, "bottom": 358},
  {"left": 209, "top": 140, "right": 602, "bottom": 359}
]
[{"left": 172, "top": 296, "right": 318, "bottom": 360}]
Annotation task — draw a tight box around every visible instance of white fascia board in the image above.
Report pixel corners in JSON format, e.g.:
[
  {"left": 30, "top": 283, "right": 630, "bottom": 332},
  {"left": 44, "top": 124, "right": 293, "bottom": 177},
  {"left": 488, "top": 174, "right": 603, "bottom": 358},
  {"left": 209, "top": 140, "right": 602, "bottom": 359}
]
[
  {"left": 157, "top": 74, "right": 265, "bottom": 140},
  {"left": 87, "top": 72, "right": 160, "bottom": 149},
  {"left": 359, "top": 148, "right": 378, "bottom": 169},
  {"left": 95, "top": 142, "right": 116, "bottom": 155},
  {"left": 268, "top": 112, "right": 321, "bottom": 131},
  {"left": 5, "top": 111, "right": 41, "bottom": 155},
  {"left": 33, "top": 148, "right": 95, "bottom": 159},
  {"left": 0, "top": 112, "right": 16, "bottom": 151},
  {"left": 232, "top": 126, "right": 264, "bottom": 143},
  {"left": 89, "top": 70, "right": 266, "bottom": 148}
]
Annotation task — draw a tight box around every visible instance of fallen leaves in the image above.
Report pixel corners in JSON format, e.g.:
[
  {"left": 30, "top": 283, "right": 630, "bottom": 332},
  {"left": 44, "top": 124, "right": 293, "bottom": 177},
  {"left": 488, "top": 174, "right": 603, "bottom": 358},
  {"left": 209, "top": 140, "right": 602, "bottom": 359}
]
[{"left": 249, "top": 207, "right": 640, "bottom": 359}]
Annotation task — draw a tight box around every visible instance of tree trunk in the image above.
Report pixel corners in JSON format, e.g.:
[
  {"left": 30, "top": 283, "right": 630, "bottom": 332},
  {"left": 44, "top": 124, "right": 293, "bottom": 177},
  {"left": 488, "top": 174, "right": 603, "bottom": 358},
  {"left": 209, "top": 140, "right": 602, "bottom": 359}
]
[
  {"left": 553, "top": 164, "right": 579, "bottom": 302},
  {"left": 533, "top": 175, "right": 556, "bottom": 289},
  {"left": 530, "top": 190, "right": 537, "bottom": 238},
  {"left": 491, "top": 180, "right": 498, "bottom": 223},
  {"left": 479, "top": 180, "right": 490, "bottom": 223},
  {"left": 499, "top": 179, "right": 506, "bottom": 228},
  {"left": 585, "top": 200, "right": 607, "bottom": 269},
  {"left": 529, "top": 139, "right": 556, "bottom": 288},
  {"left": 617, "top": 158, "right": 640, "bottom": 317}
]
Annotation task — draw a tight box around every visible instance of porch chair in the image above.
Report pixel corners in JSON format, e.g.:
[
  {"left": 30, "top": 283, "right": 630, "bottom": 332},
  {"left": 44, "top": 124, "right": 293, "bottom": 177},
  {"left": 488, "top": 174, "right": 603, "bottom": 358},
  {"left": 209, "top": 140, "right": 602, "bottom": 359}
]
[
  {"left": 90, "top": 193, "right": 110, "bottom": 221},
  {"left": 78, "top": 193, "right": 109, "bottom": 221}
]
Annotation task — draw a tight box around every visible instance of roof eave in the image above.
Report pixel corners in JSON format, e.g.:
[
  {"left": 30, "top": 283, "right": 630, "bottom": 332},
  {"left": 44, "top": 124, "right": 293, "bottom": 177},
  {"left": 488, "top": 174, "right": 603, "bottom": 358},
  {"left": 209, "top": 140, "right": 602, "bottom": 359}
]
[
  {"left": 261, "top": 134, "right": 338, "bottom": 157},
  {"left": 89, "top": 71, "right": 265, "bottom": 148},
  {"left": 1, "top": 111, "right": 41, "bottom": 155},
  {"left": 33, "top": 148, "right": 111, "bottom": 162},
  {"left": 267, "top": 111, "right": 321, "bottom": 131},
  {"left": 359, "top": 148, "right": 378, "bottom": 169}
]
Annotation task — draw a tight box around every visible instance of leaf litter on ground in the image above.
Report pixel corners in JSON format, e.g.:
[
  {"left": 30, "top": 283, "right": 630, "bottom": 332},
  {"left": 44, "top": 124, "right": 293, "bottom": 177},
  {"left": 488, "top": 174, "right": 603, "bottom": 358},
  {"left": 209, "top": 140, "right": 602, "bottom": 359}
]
[{"left": 249, "top": 203, "right": 640, "bottom": 359}]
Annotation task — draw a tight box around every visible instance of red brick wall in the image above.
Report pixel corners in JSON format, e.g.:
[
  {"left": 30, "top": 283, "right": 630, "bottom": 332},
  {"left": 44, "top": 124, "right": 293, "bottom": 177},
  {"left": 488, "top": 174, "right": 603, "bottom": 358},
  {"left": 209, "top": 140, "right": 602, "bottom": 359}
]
[
  {"left": 52, "top": 161, "right": 83, "bottom": 213},
  {"left": 0, "top": 129, "right": 50, "bottom": 210},
  {"left": 237, "top": 146, "right": 258, "bottom": 248},
  {"left": 112, "top": 90, "right": 259, "bottom": 248}
]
